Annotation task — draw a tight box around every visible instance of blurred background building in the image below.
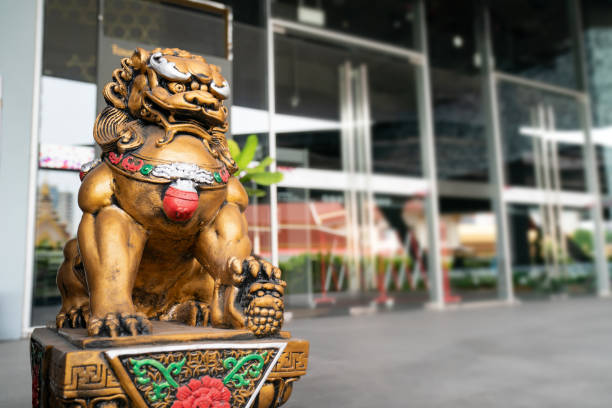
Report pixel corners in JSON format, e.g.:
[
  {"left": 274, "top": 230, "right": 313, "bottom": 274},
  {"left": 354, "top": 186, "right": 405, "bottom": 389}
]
[{"left": 2, "top": 0, "right": 612, "bottom": 339}]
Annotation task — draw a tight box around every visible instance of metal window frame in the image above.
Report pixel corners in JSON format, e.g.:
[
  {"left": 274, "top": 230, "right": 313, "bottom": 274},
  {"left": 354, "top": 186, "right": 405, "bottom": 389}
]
[
  {"left": 414, "top": 0, "right": 444, "bottom": 307},
  {"left": 478, "top": 4, "right": 515, "bottom": 303},
  {"left": 570, "top": 0, "right": 609, "bottom": 296},
  {"left": 22, "top": 0, "right": 44, "bottom": 337}
]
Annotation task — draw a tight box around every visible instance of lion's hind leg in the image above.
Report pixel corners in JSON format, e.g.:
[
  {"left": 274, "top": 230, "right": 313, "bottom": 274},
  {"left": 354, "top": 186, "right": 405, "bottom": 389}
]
[
  {"left": 159, "top": 261, "right": 215, "bottom": 327},
  {"left": 56, "top": 238, "right": 90, "bottom": 329}
]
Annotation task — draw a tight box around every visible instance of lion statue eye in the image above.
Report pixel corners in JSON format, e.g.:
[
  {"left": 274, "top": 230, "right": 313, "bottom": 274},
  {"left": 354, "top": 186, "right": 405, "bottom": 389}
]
[{"left": 168, "top": 82, "right": 187, "bottom": 93}]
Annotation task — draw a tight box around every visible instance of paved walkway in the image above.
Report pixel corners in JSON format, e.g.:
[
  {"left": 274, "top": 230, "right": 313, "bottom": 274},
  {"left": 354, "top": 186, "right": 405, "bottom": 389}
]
[{"left": 2, "top": 297, "right": 612, "bottom": 407}]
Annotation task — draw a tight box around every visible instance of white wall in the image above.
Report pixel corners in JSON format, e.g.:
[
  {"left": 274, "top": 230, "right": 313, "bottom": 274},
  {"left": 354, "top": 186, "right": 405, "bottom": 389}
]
[{"left": 0, "top": 1, "right": 40, "bottom": 340}]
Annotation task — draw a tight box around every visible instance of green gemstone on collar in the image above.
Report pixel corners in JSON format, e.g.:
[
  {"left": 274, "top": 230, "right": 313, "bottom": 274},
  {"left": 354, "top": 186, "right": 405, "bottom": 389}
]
[
  {"left": 140, "top": 164, "right": 154, "bottom": 175},
  {"left": 214, "top": 171, "right": 222, "bottom": 183}
]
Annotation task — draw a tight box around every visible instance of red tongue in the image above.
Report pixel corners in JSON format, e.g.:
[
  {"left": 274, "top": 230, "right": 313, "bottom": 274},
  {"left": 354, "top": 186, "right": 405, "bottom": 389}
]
[{"left": 163, "top": 186, "right": 199, "bottom": 221}]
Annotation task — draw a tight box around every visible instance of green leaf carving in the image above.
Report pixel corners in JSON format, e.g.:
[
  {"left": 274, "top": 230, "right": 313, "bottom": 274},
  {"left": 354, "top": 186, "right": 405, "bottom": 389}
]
[
  {"left": 222, "top": 351, "right": 267, "bottom": 388},
  {"left": 129, "top": 357, "right": 185, "bottom": 402}
]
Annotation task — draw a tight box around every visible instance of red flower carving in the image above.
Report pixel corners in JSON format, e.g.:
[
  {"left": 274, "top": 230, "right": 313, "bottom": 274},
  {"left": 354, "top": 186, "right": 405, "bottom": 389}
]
[
  {"left": 172, "top": 376, "right": 231, "bottom": 408},
  {"left": 108, "top": 152, "right": 123, "bottom": 164},
  {"left": 121, "top": 156, "right": 143, "bottom": 172}
]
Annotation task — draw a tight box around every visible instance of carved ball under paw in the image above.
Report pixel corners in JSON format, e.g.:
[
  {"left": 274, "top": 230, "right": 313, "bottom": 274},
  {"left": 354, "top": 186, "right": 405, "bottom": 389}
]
[
  {"left": 245, "top": 294, "right": 284, "bottom": 337},
  {"left": 234, "top": 255, "right": 287, "bottom": 337},
  {"left": 87, "top": 312, "right": 152, "bottom": 337}
]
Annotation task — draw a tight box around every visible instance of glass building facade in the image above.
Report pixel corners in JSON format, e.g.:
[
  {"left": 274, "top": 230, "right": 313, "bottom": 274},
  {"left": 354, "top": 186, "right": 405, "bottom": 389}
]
[{"left": 13, "top": 0, "right": 612, "bottom": 331}]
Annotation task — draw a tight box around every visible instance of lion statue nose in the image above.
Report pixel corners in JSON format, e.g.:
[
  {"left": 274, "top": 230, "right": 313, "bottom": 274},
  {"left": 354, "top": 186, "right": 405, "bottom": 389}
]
[{"left": 162, "top": 180, "right": 199, "bottom": 222}]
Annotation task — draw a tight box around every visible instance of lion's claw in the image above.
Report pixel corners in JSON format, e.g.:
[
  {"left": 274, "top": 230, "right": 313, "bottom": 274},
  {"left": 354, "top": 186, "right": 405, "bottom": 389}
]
[
  {"left": 161, "top": 300, "right": 210, "bottom": 327},
  {"left": 87, "top": 312, "right": 151, "bottom": 337},
  {"left": 56, "top": 306, "right": 89, "bottom": 329}
]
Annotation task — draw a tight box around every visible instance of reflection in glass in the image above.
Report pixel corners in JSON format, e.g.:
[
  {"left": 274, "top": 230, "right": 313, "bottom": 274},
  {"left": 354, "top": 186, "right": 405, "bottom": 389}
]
[
  {"left": 428, "top": 0, "right": 489, "bottom": 182},
  {"left": 440, "top": 197, "right": 499, "bottom": 301},
  {"left": 490, "top": 0, "right": 577, "bottom": 89},
  {"left": 583, "top": 0, "right": 612, "bottom": 198},
  {"left": 274, "top": 32, "right": 345, "bottom": 170},
  {"left": 43, "top": 0, "right": 97, "bottom": 82},
  {"left": 32, "top": 171, "right": 82, "bottom": 326},
  {"left": 498, "top": 82, "right": 587, "bottom": 191},
  {"left": 509, "top": 204, "right": 596, "bottom": 297},
  {"left": 277, "top": 188, "right": 429, "bottom": 309},
  {"left": 31, "top": 76, "right": 97, "bottom": 326},
  {"left": 368, "top": 56, "right": 421, "bottom": 176},
  {"left": 274, "top": 31, "right": 422, "bottom": 175},
  {"left": 272, "top": 0, "right": 419, "bottom": 50},
  {"left": 371, "top": 194, "right": 430, "bottom": 307},
  {"left": 103, "top": 0, "right": 226, "bottom": 58}
]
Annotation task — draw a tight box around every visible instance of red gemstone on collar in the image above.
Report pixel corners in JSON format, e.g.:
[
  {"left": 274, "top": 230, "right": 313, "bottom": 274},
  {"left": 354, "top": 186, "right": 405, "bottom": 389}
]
[{"left": 219, "top": 167, "right": 229, "bottom": 183}]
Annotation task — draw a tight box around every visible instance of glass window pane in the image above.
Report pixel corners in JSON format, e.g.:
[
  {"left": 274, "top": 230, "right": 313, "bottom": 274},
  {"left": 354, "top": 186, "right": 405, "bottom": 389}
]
[
  {"left": 274, "top": 31, "right": 422, "bottom": 175},
  {"left": 440, "top": 197, "right": 499, "bottom": 301},
  {"left": 43, "top": 0, "right": 97, "bottom": 82},
  {"left": 583, "top": 0, "right": 612, "bottom": 196},
  {"left": 373, "top": 194, "right": 430, "bottom": 307},
  {"left": 427, "top": 0, "right": 489, "bottom": 182},
  {"left": 490, "top": 0, "right": 578, "bottom": 89},
  {"left": 368, "top": 56, "right": 421, "bottom": 176},
  {"left": 272, "top": 0, "right": 420, "bottom": 50},
  {"left": 274, "top": 32, "right": 345, "bottom": 170},
  {"left": 498, "top": 82, "right": 587, "bottom": 192},
  {"left": 103, "top": 0, "right": 226, "bottom": 58},
  {"left": 277, "top": 188, "right": 431, "bottom": 311},
  {"left": 509, "top": 204, "right": 596, "bottom": 298},
  {"left": 33, "top": 76, "right": 96, "bottom": 325}
]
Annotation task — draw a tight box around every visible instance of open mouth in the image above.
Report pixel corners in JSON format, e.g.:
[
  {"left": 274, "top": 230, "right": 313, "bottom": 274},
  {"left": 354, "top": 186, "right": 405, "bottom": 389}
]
[{"left": 144, "top": 90, "right": 227, "bottom": 126}]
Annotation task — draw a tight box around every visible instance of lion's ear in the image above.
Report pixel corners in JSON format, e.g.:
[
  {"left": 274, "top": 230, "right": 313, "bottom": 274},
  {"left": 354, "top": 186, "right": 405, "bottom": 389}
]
[
  {"left": 130, "top": 48, "right": 150, "bottom": 72},
  {"left": 93, "top": 106, "right": 130, "bottom": 152}
]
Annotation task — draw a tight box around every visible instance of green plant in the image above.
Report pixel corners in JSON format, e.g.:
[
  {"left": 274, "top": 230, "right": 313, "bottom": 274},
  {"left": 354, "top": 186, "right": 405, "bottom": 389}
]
[{"left": 227, "top": 134, "right": 283, "bottom": 197}]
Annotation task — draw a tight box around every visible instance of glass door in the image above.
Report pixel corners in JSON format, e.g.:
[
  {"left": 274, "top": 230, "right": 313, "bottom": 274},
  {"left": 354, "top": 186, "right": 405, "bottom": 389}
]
[
  {"left": 498, "top": 80, "right": 597, "bottom": 297},
  {"left": 272, "top": 21, "right": 432, "bottom": 311}
]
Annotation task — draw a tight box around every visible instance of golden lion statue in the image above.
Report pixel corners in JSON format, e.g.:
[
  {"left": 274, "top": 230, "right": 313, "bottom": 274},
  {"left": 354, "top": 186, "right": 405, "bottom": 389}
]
[{"left": 55, "top": 48, "right": 285, "bottom": 337}]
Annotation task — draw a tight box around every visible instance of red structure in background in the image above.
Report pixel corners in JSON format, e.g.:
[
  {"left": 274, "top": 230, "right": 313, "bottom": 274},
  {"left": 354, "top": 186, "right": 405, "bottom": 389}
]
[
  {"left": 246, "top": 202, "right": 348, "bottom": 304},
  {"left": 244, "top": 202, "right": 348, "bottom": 259},
  {"left": 245, "top": 200, "right": 433, "bottom": 304}
]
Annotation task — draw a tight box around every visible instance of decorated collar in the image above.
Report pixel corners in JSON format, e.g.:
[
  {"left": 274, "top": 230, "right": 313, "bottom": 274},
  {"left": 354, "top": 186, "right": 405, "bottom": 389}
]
[{"left": 104, "top": 151, "right": 230, "bottom": 186}]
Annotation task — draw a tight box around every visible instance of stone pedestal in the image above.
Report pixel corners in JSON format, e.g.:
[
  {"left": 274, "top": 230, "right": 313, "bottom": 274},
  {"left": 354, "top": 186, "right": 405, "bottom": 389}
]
[{"left": 30, "top": 322, "right": 308, "bottom": 408}]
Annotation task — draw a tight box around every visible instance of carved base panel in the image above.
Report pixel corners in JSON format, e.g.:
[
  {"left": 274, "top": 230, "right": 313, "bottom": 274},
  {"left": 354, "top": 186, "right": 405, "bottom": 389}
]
[{"left": 30, "top": 323, "right": 308, "bottom": 408}]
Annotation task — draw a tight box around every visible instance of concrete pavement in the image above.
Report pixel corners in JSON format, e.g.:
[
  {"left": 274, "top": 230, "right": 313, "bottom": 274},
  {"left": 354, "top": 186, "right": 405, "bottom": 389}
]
[{"left": 2, "top": 296, "right": 612, "bottom": 407}]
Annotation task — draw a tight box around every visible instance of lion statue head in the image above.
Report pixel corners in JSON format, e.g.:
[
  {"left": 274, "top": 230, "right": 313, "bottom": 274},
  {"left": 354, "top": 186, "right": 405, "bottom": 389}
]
[{"left": 95, "top": 47, "right": 236, "bottom": 173}]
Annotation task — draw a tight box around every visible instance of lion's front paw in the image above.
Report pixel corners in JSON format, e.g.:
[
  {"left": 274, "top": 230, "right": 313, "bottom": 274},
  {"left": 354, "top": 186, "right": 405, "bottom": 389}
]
[
  {"left": 87, "top": 312, "right": 152, "bottom": 337},
  {"left": 160, "top": 300, "right": 210, "bottom": 327},
  {"left": 231, "top": 256, "right": 286, "bottom": 337},
  {"left": 56, "top": 305, "right": 90, "bottom": 329},
  {"left": 228, "top": 255, "right": 283, "bottom": 285}
]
